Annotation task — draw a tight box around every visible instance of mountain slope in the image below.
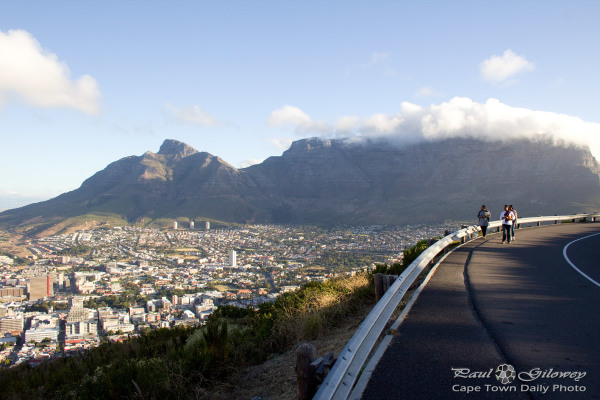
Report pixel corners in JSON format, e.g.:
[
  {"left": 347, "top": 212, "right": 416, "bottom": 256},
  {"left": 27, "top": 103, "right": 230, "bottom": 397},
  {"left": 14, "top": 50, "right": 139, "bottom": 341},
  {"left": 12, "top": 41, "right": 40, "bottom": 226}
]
[{"left": 2, "top": 137, "right": 599, "bottom": 234}]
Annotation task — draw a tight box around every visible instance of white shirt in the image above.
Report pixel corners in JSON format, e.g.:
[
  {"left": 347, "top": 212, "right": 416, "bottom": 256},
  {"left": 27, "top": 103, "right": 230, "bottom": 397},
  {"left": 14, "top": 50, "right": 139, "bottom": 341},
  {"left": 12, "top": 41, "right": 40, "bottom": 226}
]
[{"left": 500, "top": 210, "right": 515, "bottom": 225}]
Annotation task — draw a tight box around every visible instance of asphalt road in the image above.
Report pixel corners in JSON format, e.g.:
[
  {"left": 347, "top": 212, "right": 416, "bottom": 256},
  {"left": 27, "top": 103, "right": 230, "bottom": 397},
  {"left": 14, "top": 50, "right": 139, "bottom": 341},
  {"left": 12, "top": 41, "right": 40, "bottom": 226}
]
[{"left": 361, "top": 222, "right": 600, "bottom": 400}]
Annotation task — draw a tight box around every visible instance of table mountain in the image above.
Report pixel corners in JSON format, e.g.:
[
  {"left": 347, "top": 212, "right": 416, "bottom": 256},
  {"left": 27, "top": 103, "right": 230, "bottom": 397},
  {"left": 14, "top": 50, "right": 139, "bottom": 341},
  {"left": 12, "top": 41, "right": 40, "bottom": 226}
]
[{"left": 2, "top": 137, "right": 599, "bottom": 234}]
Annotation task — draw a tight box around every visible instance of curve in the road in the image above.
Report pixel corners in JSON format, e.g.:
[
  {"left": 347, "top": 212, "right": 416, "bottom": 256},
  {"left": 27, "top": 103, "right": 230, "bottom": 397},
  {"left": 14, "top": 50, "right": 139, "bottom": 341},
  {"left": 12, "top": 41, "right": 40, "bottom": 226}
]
[
  {"left": 361, "top": 222, "right": 600, "bottom": 400},
  {"left": 563, "top": 232, "right": 600, "bottom": 288}
]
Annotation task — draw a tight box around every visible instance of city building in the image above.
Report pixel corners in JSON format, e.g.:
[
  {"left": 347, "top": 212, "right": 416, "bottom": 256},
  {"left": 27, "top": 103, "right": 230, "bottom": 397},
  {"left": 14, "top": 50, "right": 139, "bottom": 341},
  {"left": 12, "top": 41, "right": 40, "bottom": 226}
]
[
  {"left": 0, "top": 315, "right": 24, "bottom": 333},
  {"left": 24, "top": 328, "right": 58, "bottom": 343},
  {"left": 29, "top": 274, "right": 54, "bottom": 300},
  {"left": 67, "top": 297, "right": 86, "bottom": 323},
  {"left": 230, "top": 250, "right": 237, "bottom": 267}
]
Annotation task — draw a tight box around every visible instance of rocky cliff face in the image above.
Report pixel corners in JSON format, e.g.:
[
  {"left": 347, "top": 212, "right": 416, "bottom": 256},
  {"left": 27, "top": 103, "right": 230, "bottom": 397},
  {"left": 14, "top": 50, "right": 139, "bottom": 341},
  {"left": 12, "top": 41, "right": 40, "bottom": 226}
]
[
  {"left": 244, "top": 137, "right": 600, "bottom": 223},
  {"left": 2, "top": 137, "right": 599, "bottom": 230}
]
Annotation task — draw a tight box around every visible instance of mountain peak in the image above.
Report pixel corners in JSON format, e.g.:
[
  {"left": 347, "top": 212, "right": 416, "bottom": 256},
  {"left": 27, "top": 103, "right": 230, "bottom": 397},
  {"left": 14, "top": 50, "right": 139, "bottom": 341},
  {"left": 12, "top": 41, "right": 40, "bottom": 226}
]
[{"left": 157, "top": 139, "right": 199, "bottom": 158}]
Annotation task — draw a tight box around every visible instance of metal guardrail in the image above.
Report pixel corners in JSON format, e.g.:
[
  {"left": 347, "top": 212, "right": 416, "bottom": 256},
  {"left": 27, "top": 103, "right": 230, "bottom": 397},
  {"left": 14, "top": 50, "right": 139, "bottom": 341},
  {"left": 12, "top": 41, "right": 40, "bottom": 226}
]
[{"left": 314, "top": 212, "right": 600, "bottom": 400}]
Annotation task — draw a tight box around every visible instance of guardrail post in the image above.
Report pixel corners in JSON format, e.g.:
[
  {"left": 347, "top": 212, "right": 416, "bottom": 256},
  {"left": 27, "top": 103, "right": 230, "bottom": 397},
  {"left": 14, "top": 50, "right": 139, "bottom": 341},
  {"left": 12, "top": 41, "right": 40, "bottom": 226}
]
[
  {"left": 537, "top": 221, "right": 541, "bottom": 227},
  {"left": 375, "top": 274, "right": 397, "bottom": 300},
  {"left": 383, "top": 275, "right": 397, "bottom": 293},
  {"left": 296, "top": 343, "right": 317, "bottom": 400}
]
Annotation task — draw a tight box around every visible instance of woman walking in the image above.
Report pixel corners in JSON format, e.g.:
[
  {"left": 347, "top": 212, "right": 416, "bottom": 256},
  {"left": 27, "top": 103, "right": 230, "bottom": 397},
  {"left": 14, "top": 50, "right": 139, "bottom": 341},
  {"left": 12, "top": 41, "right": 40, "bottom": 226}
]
[
  {"left": 509, "top": 205, "right": 518, "bottom": 241},
  {"left": 478, "top": 205, "right": 491, "bottom": 238}
]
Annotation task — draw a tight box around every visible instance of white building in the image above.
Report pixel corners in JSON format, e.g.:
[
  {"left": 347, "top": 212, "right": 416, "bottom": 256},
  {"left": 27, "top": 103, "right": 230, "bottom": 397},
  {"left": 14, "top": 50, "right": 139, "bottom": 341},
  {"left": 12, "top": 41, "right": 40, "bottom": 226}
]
[
  {"left": 229, "top": 250, "right": 237, "bottom": 267},
  {"left": 190, "top": 220, "right": 194, "bottom": 229},
  {"left": 65, "top": 320, "right": 98, "bottom": 338},
  {"left": 25, "top": 328, "right": 58, "bottom": 343},
  {"left": 173, "top": 221, "right": 178, "bottom": 230},
  {"left": 0, "top": 315, "right": 24, "bottom": 333}
]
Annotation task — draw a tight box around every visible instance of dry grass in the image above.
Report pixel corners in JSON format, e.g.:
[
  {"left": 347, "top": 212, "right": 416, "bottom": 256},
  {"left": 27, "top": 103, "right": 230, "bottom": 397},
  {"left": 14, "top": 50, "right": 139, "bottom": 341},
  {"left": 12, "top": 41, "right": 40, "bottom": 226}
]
[{"left": 207, "top": 301, "right": 374, "bottom": 400}]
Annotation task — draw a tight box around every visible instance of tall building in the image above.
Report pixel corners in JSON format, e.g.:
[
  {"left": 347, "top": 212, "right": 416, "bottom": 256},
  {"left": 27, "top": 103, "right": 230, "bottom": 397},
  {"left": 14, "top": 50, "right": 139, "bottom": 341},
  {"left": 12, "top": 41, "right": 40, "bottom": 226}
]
[
  {"left": 229, "top": 250, "right": 237, "bottom": 267},
  {"left": 205, "top": 221, "right": 210, "bottom": 231},
  {"left": 58, "top": 272, "right": 64, "bottom": 290},
  {"left": 173, "top": 221, "right": 178, "bottom": 230},
  {"left": 189, "top": 220, "right": 194, "bottom": 229},
  {"left": 29, "top": 275, "right": 54, "bottom": 300},
  {"left": 67, "top": 296, "right": 86, "bottom": 323}
]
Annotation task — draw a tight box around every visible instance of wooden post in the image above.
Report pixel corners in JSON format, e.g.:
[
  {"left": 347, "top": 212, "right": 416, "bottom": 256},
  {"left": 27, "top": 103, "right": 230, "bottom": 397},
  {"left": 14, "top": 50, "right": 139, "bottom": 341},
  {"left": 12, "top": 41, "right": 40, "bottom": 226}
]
[
  {"left": 296, "top": 343, "right": 317, "bottom": 400},
  {"left": 384, "top": 275, "right": 396, "bottom": 292},
  {"left": 374, "top": 273, "right": 384, "bottom": 301}
]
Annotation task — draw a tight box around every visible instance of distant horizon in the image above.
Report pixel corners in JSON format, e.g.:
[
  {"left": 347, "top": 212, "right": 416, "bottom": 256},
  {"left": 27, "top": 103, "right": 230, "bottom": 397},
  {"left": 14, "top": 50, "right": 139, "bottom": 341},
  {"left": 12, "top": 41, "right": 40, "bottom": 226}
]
[{"left": 2, "top": 2, "right": 600, "bottom": 202}]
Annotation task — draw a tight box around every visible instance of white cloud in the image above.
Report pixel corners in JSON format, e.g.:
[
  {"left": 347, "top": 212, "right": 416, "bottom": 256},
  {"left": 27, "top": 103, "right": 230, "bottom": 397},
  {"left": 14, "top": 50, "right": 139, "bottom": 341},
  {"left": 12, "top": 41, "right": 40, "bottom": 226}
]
[
  {"left": 361, "top": 52, "right": 391, "bottom": 68},
  {"left": 268, "top": 105, "right": 332, "bottom": 135},
  {"left": 268, "top": 105, "right": 311, "bottom": 126},
  {"left": 167, "top": 104, "right": 216, "bottom": 126},
  {"left": 238, "top": 158, "right": 264, "bottom": 168},
  {"left": 345, "top": 51, "right": 395, "bottom": 78},
  {"left": 268, "top": 137, "right": 294, "bottom": 151},
  {"left": 480, "top": 49, "right": 535, "bottom": 83},
  {"left": 415, "top": 86, "right": 443, "bottom": 98},
  {"left": 269, "top": 98, "right": 600, "bottom": 160},
  {"left": 0, "top": 29, "right": 100, "bottom": 114}
]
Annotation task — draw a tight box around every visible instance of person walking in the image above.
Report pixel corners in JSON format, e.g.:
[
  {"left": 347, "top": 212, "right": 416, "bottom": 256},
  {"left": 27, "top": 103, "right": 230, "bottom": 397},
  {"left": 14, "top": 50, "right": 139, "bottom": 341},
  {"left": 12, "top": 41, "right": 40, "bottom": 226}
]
[
  {"left": 500, "top": 205, "right": 514, "bottom": 244},
  {"left": 509, "top": 205, "right": 518, "bottom": 241},
  {"left": 478, "top": 205, "right": 491, "bottom": 238}
]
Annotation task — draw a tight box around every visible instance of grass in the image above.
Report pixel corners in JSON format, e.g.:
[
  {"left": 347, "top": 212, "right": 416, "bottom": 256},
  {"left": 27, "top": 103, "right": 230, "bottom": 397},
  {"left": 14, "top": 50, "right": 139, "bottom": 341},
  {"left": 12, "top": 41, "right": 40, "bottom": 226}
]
[
  {"left": 0, "top": 273, "right": 374, "bottom": 400},
  {"left": 212, "top": 283, "right": 239, "bottom": 292}
]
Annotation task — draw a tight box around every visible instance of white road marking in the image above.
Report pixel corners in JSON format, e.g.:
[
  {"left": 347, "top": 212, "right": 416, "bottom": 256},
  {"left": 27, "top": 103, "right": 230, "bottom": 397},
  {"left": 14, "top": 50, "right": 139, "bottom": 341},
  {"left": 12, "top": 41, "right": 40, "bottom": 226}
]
[{"left": 563, "top": 232, "right": 600, "bottom": 288}]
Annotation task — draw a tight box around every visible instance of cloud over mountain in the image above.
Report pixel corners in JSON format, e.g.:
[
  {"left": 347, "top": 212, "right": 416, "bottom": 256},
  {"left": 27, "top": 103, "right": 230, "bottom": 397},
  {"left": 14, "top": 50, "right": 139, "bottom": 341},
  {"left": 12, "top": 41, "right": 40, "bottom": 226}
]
[
  {"left": 267, "top": 105, "right": 331, "bottom": 134},
  {"left": 0, "top": 29, "right": 100, "bottom": 114},
  {"left": 268, "top": 98, "right": 600, "bottom": 160}
]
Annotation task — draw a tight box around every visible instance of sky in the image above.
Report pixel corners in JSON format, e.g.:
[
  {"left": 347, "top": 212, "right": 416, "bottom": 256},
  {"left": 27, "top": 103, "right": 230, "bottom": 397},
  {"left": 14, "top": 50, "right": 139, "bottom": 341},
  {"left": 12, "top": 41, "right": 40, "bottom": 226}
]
[{"left": 1, "top": 1, "right": 600, "bottom": 209}]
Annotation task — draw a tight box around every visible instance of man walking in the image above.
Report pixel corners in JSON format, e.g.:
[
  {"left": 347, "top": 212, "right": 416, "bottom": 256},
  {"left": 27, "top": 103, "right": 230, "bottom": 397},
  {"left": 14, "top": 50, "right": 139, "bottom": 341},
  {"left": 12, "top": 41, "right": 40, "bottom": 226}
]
[{"left": 500, "top": 205, "right": 515, "bottom": 244}]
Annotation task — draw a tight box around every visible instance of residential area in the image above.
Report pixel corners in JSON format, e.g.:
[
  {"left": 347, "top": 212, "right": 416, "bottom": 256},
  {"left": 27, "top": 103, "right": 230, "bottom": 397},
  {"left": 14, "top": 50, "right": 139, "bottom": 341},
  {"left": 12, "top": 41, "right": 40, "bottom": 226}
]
[{"left": 0, "top": 222, "right": 457, "bottom": 367}]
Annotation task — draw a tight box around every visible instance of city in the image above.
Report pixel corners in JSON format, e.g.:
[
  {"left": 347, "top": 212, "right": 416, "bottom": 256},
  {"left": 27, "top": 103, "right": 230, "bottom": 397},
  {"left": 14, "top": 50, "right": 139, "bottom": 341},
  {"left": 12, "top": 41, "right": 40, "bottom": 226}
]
[{"left": 0, "top": 222, "right": 458, "bottom": 368}]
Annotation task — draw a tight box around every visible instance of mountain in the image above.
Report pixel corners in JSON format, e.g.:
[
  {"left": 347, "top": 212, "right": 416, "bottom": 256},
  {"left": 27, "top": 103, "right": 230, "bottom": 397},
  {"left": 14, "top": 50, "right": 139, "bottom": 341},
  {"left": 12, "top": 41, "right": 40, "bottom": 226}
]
[{"left": 2, "top": 137, "right": 600, "bottom": 234}]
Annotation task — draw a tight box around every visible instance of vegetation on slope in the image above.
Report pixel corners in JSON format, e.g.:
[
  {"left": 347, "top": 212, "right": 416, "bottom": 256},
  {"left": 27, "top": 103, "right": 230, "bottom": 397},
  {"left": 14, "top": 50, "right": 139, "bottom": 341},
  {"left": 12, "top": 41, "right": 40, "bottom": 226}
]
[
  {"left": 0, "top": 274, "right": 373, "bottom": 400},
  {"left": 0, "top": 239, "right": 435, "bottom": 400}
]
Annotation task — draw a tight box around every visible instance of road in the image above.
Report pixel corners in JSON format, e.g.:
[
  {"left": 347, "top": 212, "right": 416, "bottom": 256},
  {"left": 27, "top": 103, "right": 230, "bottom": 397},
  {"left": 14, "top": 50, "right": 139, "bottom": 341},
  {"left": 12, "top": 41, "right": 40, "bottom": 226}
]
[{"left": 361, "top": 222, "right": 600, "bottom": 400}]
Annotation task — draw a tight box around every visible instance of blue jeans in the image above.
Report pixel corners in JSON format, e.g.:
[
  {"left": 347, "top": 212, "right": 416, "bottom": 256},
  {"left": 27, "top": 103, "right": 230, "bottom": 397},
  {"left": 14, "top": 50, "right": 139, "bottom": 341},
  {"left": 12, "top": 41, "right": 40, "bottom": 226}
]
[
  {"left": 511, "top": 220, "right": 517, "bottom": 238},
  {"left": 502, "top": 224, "right": 512, "bottom": 242}
]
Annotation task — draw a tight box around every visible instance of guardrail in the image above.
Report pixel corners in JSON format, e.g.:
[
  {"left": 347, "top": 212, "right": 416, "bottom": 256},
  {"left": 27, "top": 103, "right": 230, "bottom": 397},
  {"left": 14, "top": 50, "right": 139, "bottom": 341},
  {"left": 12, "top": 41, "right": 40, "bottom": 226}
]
[{"left": 314, "top": 212, "right": 600, "bottom": 400}]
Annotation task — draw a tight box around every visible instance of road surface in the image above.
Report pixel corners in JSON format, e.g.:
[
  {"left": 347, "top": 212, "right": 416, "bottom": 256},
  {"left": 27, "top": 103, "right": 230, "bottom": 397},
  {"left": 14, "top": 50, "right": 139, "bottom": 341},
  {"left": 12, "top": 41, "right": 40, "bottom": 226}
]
[{"left": 362, "top": 222, "right": 600, "bottom": 400}]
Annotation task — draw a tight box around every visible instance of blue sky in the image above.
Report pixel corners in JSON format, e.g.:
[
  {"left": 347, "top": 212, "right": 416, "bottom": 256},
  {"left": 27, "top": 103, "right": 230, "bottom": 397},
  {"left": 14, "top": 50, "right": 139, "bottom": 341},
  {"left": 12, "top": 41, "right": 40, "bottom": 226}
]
[{"left": 1, "top": 1, "right": 600, "bottom": 209}]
